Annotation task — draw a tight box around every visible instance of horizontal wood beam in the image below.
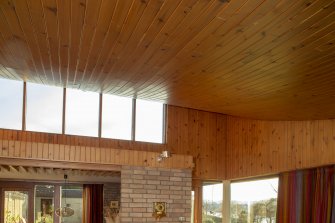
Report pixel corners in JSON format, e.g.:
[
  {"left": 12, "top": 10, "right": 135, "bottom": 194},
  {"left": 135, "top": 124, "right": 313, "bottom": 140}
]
[
  {"left": 0, "top": 161, "right": 120, "bottom": 183},
  {"left": 0, "top": 140, "right": 194, "bottom": 170},
  {"left": 0, "top": 157, "right": 121, "bottom": 172}
]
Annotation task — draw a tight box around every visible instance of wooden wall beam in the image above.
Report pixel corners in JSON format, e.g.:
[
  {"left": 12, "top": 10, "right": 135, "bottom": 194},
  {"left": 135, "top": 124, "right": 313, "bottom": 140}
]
[
  {"left": 0, "top": 157, "right": 121, "bottom": 172},
  {"left": 0, "top": 140, "right": 194, "bottom": 170}
]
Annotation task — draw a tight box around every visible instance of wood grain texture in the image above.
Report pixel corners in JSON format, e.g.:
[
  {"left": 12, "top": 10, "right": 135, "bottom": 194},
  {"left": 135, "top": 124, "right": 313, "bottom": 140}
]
[
  {"left": 226, "top": 116, "right": 335, "bottom": 180},
  {"left": 0, "top": 0, "right": 334, "bottom": 120},
  {"left": 0, "top": 105, "right": 225, "bottom": 179},
  {"left": 0, "top": 160, "right": 121, "bottom": 182},
  {"left": 166, "top": 105, "right": 227, "bottom": 180},
  {"left": 0, "top": 139, "right": 193, "bottom": 170},
  {"left": 2, "top": 105, "right": 335, "bottom": 180}
]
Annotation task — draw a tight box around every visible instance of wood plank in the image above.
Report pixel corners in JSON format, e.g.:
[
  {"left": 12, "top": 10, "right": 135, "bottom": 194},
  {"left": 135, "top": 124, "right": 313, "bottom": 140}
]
[
  {"left": 67, "top": 0, "right": 86, "bottom": 86},
  {"left": 56, "top": 0, "right": 71, "bottom": 85},
  {"left": 226, "top": 116, "right": 335, "bottom": 180},
  {"left": 1, "top": 0, "right": 335, "bottom": 120},
  {"left": 26, "top": 0, "right": 53, "bottom": 82},
  {"left": 0, "top": 157, "right": 121, "bottom": 171},
  {"left": 53, "top": 143, "right": 60, "bottom": 160},
  {"left": 0, "top": 0, "right": 40, "bottom": 82},
  {"left": 73, "top": 0, "right": 103, "bottom": 85},
  {"left": 0, "top": 139, "right": 193, "bottom": 170},
  {"left": 42, "top": 143, "right": 48, "bottom": 159},
  {"left": 41, "top": 0, "right": 60, "bottom": 83}
]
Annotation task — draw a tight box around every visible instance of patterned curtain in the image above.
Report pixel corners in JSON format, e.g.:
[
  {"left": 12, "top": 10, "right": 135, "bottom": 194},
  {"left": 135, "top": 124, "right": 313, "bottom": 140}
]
[{"left": 277, "top": 165, "right": 335, "bottom": 223}]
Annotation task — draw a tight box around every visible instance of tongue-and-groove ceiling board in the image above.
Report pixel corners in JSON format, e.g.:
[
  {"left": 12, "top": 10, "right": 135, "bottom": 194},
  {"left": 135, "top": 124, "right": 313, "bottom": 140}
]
[{"left": 0, "top": 0, "right": 334, "bottom": 120}]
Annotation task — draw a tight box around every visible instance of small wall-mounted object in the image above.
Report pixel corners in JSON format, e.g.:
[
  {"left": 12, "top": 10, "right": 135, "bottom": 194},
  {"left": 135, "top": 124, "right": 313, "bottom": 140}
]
[
  {"left": 179, "top": 216, "right": 186, "bottom": 222},
  {"left": 152, "top": 202, "right": 167, "bottom": 220},
  {"left": 110, "top": 200, "right": 119, "bottom": 209},
  {"left": 104, "top": 201, "right": 120, "bottom": 223},
  {"left": 157, "top": 150, "right": 171, "bottom": 162}
]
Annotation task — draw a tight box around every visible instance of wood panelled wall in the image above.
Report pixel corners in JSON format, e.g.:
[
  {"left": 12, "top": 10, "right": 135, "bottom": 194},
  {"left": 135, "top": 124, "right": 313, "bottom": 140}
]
[
  {"left": 2, "top": 104, "right": 335, "bottom": 180},
  {"left": 0, "top": 128, "right": 166, "bottom": 152},
  {"left": 0, "top": 105, "right": 227, "bottom": 180},
  {"left": 167, "top": 106, "right": 227, "bottom": 180},
  {"left": 226, "top": 116, "right": 335, "bottom": 180},
  {"left": 0, "top": 139, "right": 193, "bottom": 170}
]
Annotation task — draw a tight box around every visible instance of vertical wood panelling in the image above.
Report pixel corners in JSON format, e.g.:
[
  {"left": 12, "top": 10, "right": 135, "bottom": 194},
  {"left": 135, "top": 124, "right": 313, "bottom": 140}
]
[
  {"left": 166, "top": 106, "right": 227, "bottom": 180},
  {"left": 216, "top": 114, "right": 227, "bottom": 179},
  {"left": 0, "top": 105, "right": 226, "bottom": 179},
  {"left": 0, "top": 139, "right": 193, "bottom": 170},
  {"left": 5, "top": 105, "right": 224, "bottom": 179},
  {"left": 226, "top": 116, "right": 335, "bottom": 180},
  {"left": 2, "top": 105, "right": 335, "bottom": 180},
  {"left": 0, "top": 129, "right": 168, "bottom": 151}
]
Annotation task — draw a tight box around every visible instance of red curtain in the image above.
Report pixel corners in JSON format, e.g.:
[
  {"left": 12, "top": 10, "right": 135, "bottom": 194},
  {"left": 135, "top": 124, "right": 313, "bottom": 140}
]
[
  {"left": 277, "top": 165, "right": 335, "bottom": 223},
  {"left": 83, "top": 184, "right": 104, "bottom": 223}
]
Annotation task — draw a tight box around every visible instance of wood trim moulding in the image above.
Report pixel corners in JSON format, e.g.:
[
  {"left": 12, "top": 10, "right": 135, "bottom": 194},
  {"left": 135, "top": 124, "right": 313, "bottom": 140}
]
[
  {"left": 0, "top": 161, "right": 121, "bottom": 183},
  {"left": 0, "top": 140, "right": 194, "bottom": 170},
  {"left": 0, "top": 157, "right": 121, "bottom": 172}
]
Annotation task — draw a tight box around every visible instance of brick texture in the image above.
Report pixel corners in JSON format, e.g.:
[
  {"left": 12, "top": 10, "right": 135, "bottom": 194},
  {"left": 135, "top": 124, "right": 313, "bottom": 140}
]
[
  {"left": 104, "top": 183, "right": 121, "bottom": 206},
  {"left": 120, "top": 166, "right": 192, "bottom": 223}
]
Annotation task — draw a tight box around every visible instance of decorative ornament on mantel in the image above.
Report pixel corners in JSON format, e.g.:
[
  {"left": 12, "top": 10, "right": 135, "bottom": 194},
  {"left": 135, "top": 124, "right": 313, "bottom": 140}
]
[{"left": 152, "top": 202, "right": 167, "bottom": 220}]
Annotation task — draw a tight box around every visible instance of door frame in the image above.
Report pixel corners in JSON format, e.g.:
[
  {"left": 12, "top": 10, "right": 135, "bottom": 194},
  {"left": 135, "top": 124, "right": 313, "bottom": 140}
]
[
  {"left": 0, "top": 182, "right": 34, "bottom": 223},
  {"left": 0, "top": 181, "right": 84, "bottom": 223}
]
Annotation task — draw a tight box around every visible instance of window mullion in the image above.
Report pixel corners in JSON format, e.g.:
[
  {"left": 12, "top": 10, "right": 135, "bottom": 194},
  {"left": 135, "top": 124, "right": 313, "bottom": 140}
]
[
  {"left": 22, "top": 82, "right": 27, "bottom": 131},
  {"left": 62, "top": 88, "right": 66, "bottom": 134},
  {"left": 131, "top": 98, "right": 136, "bottom": 141},
  {"left": 162, "top": 104, "right": 167, "bottom": 144},
  {"left": 98, "top": 93, "right": 103, "bottom": 138},
  {"left": 222, "top": 180, "right": 231, "bottom": 223}
]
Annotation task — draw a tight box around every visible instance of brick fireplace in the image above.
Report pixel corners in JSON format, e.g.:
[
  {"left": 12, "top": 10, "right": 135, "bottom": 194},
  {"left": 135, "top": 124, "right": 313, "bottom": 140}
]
[{"left": 120, "top": 166, "right": 192, "bottom": 223}]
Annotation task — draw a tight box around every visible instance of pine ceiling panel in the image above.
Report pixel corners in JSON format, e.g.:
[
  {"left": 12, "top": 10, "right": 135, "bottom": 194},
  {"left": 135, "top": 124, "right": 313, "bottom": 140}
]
[{"left": 0, "top": 0, "right": 334, "bottom": 120}]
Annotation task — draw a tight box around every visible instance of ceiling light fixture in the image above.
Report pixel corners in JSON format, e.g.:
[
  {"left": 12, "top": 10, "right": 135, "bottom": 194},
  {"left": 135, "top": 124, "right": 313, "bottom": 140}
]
[{"left": 55, "top": 174, "right": 74, "bottom": 218}]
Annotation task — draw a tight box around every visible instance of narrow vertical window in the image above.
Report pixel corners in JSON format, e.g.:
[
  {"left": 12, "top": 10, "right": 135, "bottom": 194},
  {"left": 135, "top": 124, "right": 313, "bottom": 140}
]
[
  {"left": 65, "top": 88, "right": 99, "bottom": 137},
  {"left": 0, "top": 78, "right": 23, "bottom": 130},
  {"left": 26, "top": 83, "right": 63, "bottom": 133},
  {"left": 135, "top": 99, "right": 164, "bottom": 143},
  {"left": 102, "top": 94, "right": 132, "bottom": 140},
  {"left": 202, "top": 182, "right": 223, "bottom": 223}
]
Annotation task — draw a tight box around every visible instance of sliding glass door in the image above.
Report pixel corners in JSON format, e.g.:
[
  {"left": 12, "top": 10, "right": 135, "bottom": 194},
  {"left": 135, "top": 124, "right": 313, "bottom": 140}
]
[
  {"left": 60, "top": 186, "right": 83, "bottom": 223},
  {"left": 0, "top": 186, "right": 34, "bottom": 223},
  {"left": 0, "top": 183, "right": 83, "bottom": 223},
  {"left": 34, "top": 184, "right": 83, "bottom": 223},
  {"left": 35, "top": 185, "right": 56, "bottom": 223},
  {"left": 4, "top": 190, "right": 29, "bottom": 223}
]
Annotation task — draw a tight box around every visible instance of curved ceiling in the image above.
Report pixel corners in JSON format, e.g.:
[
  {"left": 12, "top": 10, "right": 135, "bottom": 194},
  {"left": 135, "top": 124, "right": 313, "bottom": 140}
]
[{"left": 0, "top": 0, "right": 334, "bottom": 120}]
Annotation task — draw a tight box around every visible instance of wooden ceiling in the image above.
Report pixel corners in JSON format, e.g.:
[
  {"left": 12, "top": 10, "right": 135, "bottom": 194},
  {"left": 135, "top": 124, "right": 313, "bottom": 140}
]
[{"left": 0, "top": 0, "right": 334, "bottom": 120}]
